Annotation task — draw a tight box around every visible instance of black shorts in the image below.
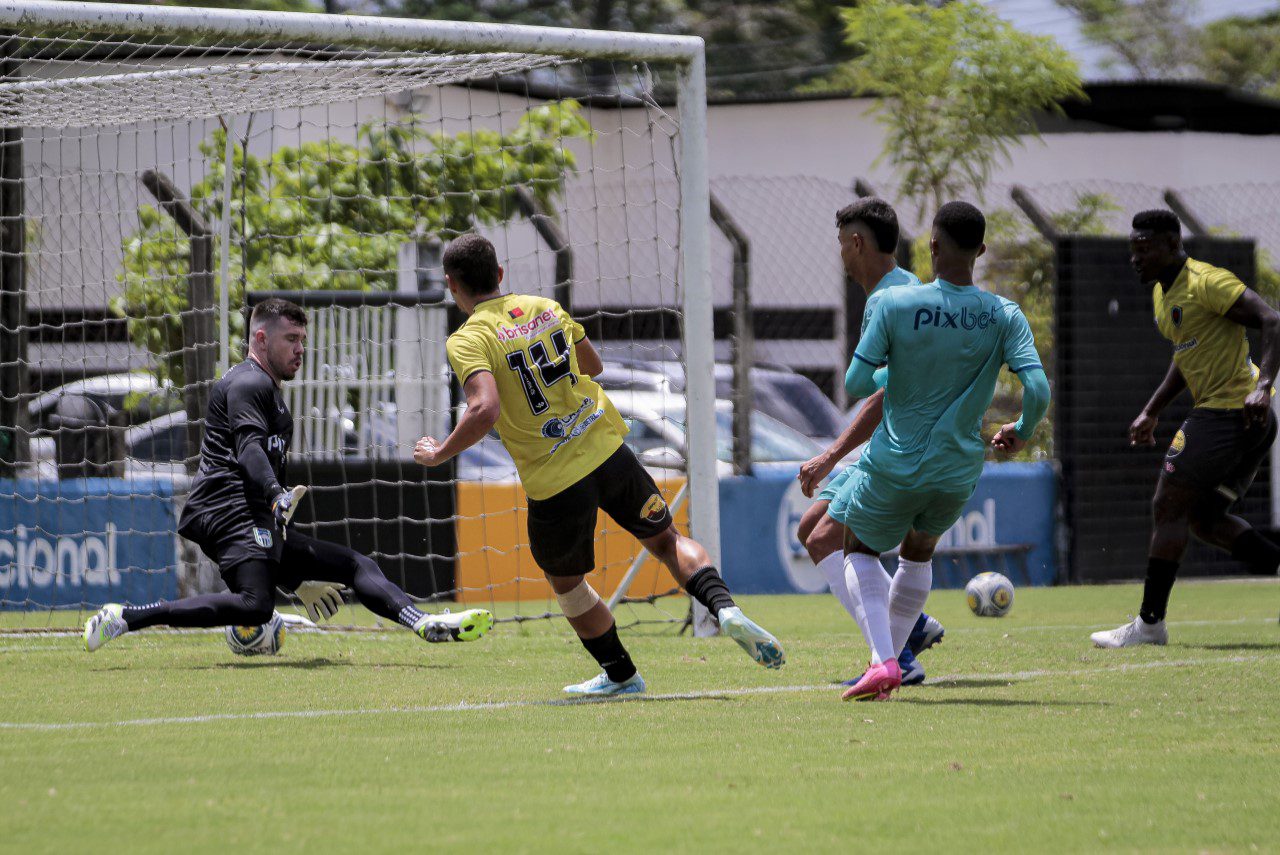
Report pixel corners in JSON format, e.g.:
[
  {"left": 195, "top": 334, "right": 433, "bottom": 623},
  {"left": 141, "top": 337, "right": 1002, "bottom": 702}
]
[
  {"left": 178, "top": 509, "right": 282, "bottom": 574},
  {"left": 1162, "top": 407, "right": 1277, "bottom": 504},
  {"left": 526, "top": 443, "right": 674, "bottom": 577}
]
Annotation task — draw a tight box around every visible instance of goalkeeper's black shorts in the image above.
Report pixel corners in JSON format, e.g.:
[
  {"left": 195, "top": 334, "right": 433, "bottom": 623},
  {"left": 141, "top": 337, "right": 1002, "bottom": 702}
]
[
  {"left": 526, "top": 443, "right": 674, "bottom": 577},
  {"left": 178, "top": 508, "right": 283, "bottom": 574}
]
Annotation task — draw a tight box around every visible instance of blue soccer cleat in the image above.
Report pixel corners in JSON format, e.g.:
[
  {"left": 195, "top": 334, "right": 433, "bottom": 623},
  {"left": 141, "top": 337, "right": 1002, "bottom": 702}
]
[
  {"left": 844, "top": 645, "right": 925, "bottom": 687},
  {"left": 563, "top": 672, "right": 646, "bottom": 696},
  {"left": 907, "top": 613, "right": 945, "bottom": 655}
]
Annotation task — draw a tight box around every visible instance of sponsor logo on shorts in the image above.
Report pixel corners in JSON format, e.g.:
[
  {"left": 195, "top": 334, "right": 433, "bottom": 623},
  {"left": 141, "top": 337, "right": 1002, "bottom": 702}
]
[
  {"left": 1171, "top": 306, "right": 1183, "bottom": 327},
  {"left": 1167, "top": 429, "right": 1186, "bottom": 458},
  {"left": 641, "top": 493, "right": 668, "bottom": 522},
  {"left": 252, "top": 527, "right": 273, "bottom": 548},
  {"left": 1165, "top": 461, "right": 1176, "bottom": 474}
]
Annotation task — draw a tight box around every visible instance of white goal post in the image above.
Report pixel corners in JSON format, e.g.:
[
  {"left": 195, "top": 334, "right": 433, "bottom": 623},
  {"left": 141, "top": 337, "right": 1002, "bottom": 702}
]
[{"left": 0, "top": 0, "right": 718, "bottom": 625}]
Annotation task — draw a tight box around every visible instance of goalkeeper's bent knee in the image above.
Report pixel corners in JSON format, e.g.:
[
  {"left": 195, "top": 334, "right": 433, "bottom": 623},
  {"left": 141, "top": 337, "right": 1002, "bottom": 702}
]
[{"left": 556, "top": 580, "right": 601, "bottom": 618}]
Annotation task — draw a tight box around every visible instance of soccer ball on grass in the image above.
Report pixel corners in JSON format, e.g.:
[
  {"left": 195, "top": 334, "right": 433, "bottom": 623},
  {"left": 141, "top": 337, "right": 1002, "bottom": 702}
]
[
  {"left": 965, "top": 572, "right": 1014, "bottom": 617},
  {"left": 225, "top": 610, "right": 287, "bottom": 655}
]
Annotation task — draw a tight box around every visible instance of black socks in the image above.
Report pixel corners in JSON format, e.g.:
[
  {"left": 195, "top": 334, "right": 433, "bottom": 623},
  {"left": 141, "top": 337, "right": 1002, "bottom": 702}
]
[
  {"left": 685, "top": 566, "right": 736, "bottom": 616},
  {"left": 1139, "top": 557, "right": 1180, "bottom": 624},
  {"left": 581, "top": 622, "right": 637, "bottom": 683}
]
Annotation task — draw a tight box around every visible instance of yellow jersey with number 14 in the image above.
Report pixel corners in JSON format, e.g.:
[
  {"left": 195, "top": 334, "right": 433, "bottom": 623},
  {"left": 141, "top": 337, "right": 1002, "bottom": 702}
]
[
  {"left": 446, "top": 294, "right": 627, "bottom": 500},
  {"left": 1152, "top": 258, "right": 1257, "bottom": 411}
]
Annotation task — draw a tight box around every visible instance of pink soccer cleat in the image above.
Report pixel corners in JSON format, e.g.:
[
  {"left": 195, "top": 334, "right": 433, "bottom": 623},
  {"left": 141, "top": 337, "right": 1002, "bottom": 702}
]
[{"left": 841, "top": 658, "right": 902, "bottom": 702}]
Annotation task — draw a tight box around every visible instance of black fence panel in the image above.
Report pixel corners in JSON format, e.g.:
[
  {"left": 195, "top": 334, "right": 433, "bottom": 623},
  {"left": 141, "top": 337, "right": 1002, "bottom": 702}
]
[
  {"left": 1055, "top": 236, "right": 1266, "bottom": 582},
  {"left": 286, "top": 459, "right": 456, "bottom": 600}
]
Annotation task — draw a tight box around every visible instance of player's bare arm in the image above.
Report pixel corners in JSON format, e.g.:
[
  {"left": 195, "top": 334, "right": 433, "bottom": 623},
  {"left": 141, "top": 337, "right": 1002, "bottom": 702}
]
[
  {"left": 1222, "top": 288, "right": 1280, "bottom": 425},
  {"left": 414, "top": 371, "right": 501, "bottom": 467},
  {"left": 1130, "top": 362, "right": 1187, "bottom": 446},
  {"left": 574, "top": 337, "right": 604, "bottom": 377},
  {"left": 798, "top": 388, "right": 884, "bottom": 498}
]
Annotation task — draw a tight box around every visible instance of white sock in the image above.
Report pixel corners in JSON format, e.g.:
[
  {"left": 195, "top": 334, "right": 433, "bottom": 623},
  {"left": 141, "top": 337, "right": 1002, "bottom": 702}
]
[
  {"left": 844, "top": 551, "right": 894, "bottom": 665},
  {"left": 889, "top": 557, "right": 933, "bottom": 657},
  {"left": 817, "top": 550, "right": 860, "bottom": 620}
]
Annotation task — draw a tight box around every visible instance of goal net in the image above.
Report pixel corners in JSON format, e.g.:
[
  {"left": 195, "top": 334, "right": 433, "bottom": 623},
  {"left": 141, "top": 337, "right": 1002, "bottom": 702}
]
[{"left": 0, "top": 1, "right": 716, "bottom": 633}]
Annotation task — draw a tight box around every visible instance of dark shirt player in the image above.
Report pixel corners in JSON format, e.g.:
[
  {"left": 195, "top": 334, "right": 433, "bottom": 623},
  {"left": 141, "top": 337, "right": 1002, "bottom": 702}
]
[{"left": 85, "top": 298, "right": 493, "bottom": 652}]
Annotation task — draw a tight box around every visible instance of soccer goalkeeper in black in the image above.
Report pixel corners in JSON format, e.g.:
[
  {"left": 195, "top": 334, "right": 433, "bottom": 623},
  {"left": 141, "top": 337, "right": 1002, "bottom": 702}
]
[{"left": 84, "top": 298, "right": 492, "bottom": 652}]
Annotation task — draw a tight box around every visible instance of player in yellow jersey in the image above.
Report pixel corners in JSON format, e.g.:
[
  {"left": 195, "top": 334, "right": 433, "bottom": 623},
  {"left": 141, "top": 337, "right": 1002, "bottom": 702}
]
[
  {"left": 413, "top": 234, "right": 784, "bottom": 694},
  {"left": 1092, "top": 210, "right": 1280, "bottom": 648}
]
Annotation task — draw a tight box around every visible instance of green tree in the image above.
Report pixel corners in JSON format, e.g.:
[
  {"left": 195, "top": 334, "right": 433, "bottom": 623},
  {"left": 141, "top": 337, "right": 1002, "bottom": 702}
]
[
  {"left": 823, "top": 0, "right": 1083, "bottom": 218},
  {"left": 380, "top": 0, "right": 855, "bottom": 98},
  {"left": 146, "top": 0, "right": 324, "bottom": 10},
  {"left": 1052, "top": 0, "right": 1199, "bottom": 79},
  {"left": 978, "top": 193, "right": 1119, "bottom": 460},
  {"left": 1198, "top": 11, "right": 1280, "bottom": 98},
  {"left": 113, "top": 102, "right": 591, "bottom": 387}
]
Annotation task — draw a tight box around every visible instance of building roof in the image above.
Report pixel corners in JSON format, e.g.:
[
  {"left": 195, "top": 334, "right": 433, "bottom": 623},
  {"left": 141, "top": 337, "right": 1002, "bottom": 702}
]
[{"left": 705, "top": 80, "right": 1280, "bottom": 137}]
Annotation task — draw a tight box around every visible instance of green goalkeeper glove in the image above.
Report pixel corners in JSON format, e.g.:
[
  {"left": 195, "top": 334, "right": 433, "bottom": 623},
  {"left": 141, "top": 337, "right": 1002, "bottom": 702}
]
[{"left": 295, "top": 581, "right": 343, "bottom": 623}]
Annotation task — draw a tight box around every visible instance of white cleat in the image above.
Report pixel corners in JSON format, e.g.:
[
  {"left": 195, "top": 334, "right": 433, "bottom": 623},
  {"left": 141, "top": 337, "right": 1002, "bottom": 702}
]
[
  {"left": 1090, "top": 616, "right": 1168, "bottom": 648},
  {"left": 563, "top": 672, "right": 646, "bottom": 696},
  {"left": 718, "top": 606, "right": 786, "bottom": 669},
  {"left": 84, "top": 603, "right": 128, "bottom": 652}
]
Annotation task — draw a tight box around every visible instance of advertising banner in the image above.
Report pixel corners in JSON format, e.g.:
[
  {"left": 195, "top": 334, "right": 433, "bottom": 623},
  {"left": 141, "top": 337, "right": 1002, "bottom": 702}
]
[{"left": 0, "top": 478, "right": 179, "bottom": 609}]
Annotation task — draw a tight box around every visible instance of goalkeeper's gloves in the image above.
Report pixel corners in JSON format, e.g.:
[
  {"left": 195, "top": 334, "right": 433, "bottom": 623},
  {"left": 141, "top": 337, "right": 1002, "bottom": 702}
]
[
  {"left": 295, "top": 581, "right": 344, "bottom": 623},
  {"left": 271, "top": 486, "right": 307, "bottom": 537},
  {"left": 271, "top": 489, "right": 293, "bottom": 528}
]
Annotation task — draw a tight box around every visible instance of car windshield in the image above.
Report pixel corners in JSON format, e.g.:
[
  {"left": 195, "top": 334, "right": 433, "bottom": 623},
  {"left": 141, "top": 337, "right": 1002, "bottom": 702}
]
[
  {"left": 712, "top": 372, "right": 844, "bottom": 440},
  {"left": 767, "top": 375, "right": 845, "bottom": 438},
  {"left": 660, "top": 410, "right": 823, "bottom": 463}
]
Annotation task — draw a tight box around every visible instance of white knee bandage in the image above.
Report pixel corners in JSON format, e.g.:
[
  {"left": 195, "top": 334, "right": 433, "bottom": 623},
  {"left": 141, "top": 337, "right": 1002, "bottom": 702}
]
[{"left": 556, "top": 580, "right": 601, "bottom": 618}]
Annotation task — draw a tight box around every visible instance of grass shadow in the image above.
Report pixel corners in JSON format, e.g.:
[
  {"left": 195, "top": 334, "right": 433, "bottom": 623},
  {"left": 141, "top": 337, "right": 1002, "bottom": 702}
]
[
  {"left": 917, "top": 678, "right": 1026, "bottom": 689},
  {"left": 190, "top": 658, "right": 454, "bottom": 671},
  {"left": 1185, "top": 642, "right": 1280, "bottom": 652},
  {"left": 897, "top": 697, "right": 1108, "bottom": 708},
  {"left": 555, "top": 693, "right": 737, "bottom": 708}
]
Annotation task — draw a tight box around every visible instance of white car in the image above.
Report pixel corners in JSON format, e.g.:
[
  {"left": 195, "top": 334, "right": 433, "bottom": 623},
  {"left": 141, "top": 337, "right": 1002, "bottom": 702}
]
[
  {"left": 604, "top": 390, "right": 824, "bottom": 477},
  {"left": 25, "top": 372, "right": 180, "bottom": 464}
]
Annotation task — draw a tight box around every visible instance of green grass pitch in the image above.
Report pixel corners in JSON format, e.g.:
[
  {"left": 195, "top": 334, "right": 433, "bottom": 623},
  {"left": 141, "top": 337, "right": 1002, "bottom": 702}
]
[{"left": 4, "top": 581, "right": 1280, "bottom": 853}]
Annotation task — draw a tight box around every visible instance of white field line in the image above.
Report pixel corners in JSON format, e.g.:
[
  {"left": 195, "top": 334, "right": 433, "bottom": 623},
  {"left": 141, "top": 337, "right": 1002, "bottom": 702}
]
[
  {"left": 1, "top": 653, "right": 1273, "bottom": 732},
  {"left": 2, "top": 615, "right": 1275, "bottom": 646}
]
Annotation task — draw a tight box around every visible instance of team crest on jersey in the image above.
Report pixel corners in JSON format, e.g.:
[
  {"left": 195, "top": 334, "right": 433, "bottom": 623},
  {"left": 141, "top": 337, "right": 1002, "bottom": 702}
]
[
  {"left": 252, "top": 527, "right": 273, "bottom": 548},
  {"left": 1168, "top": 430, "right": 1186, "bottom": 458},
  {"left": 1171, "top": 306, "right": 1183, "bottom": 327},
  {"left": 641, "top": 493, "right": 668, "bottom": 522}
]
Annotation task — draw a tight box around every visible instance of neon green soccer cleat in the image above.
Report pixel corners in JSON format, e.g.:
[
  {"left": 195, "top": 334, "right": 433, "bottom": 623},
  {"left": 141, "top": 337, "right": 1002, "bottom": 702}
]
[
  {"left": 84, "top": 603, "right": 128, "bottom": 652},
  {"left": 413, "top": 608, "right": 494, "bottom": 643}
]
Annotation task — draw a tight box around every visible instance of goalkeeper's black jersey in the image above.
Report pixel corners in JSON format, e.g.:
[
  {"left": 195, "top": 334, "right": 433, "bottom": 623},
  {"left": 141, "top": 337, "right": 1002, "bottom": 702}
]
[{"left": 179, "top": 359, "right": 293, "bottom": 534}]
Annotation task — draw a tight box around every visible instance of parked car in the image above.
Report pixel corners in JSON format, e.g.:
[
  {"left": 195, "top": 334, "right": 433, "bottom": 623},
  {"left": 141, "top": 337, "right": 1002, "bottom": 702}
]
[
  {"left": 605, "top": 390, "right": 824, "bottom": 477},
  {"left": 25, "top": 372, "right": 182, "bottom": 463},
  {"left": 595, "top": 359, "right": 847, "bottom": 444}
]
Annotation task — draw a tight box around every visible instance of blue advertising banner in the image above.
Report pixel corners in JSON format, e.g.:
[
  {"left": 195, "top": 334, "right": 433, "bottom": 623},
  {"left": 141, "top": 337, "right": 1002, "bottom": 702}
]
[
  {"left": 720, "top": 462, "right": 1058, "bottom": 595},
  {"left": 0, "top": 478, "right": 180, "bottom": 609}
]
